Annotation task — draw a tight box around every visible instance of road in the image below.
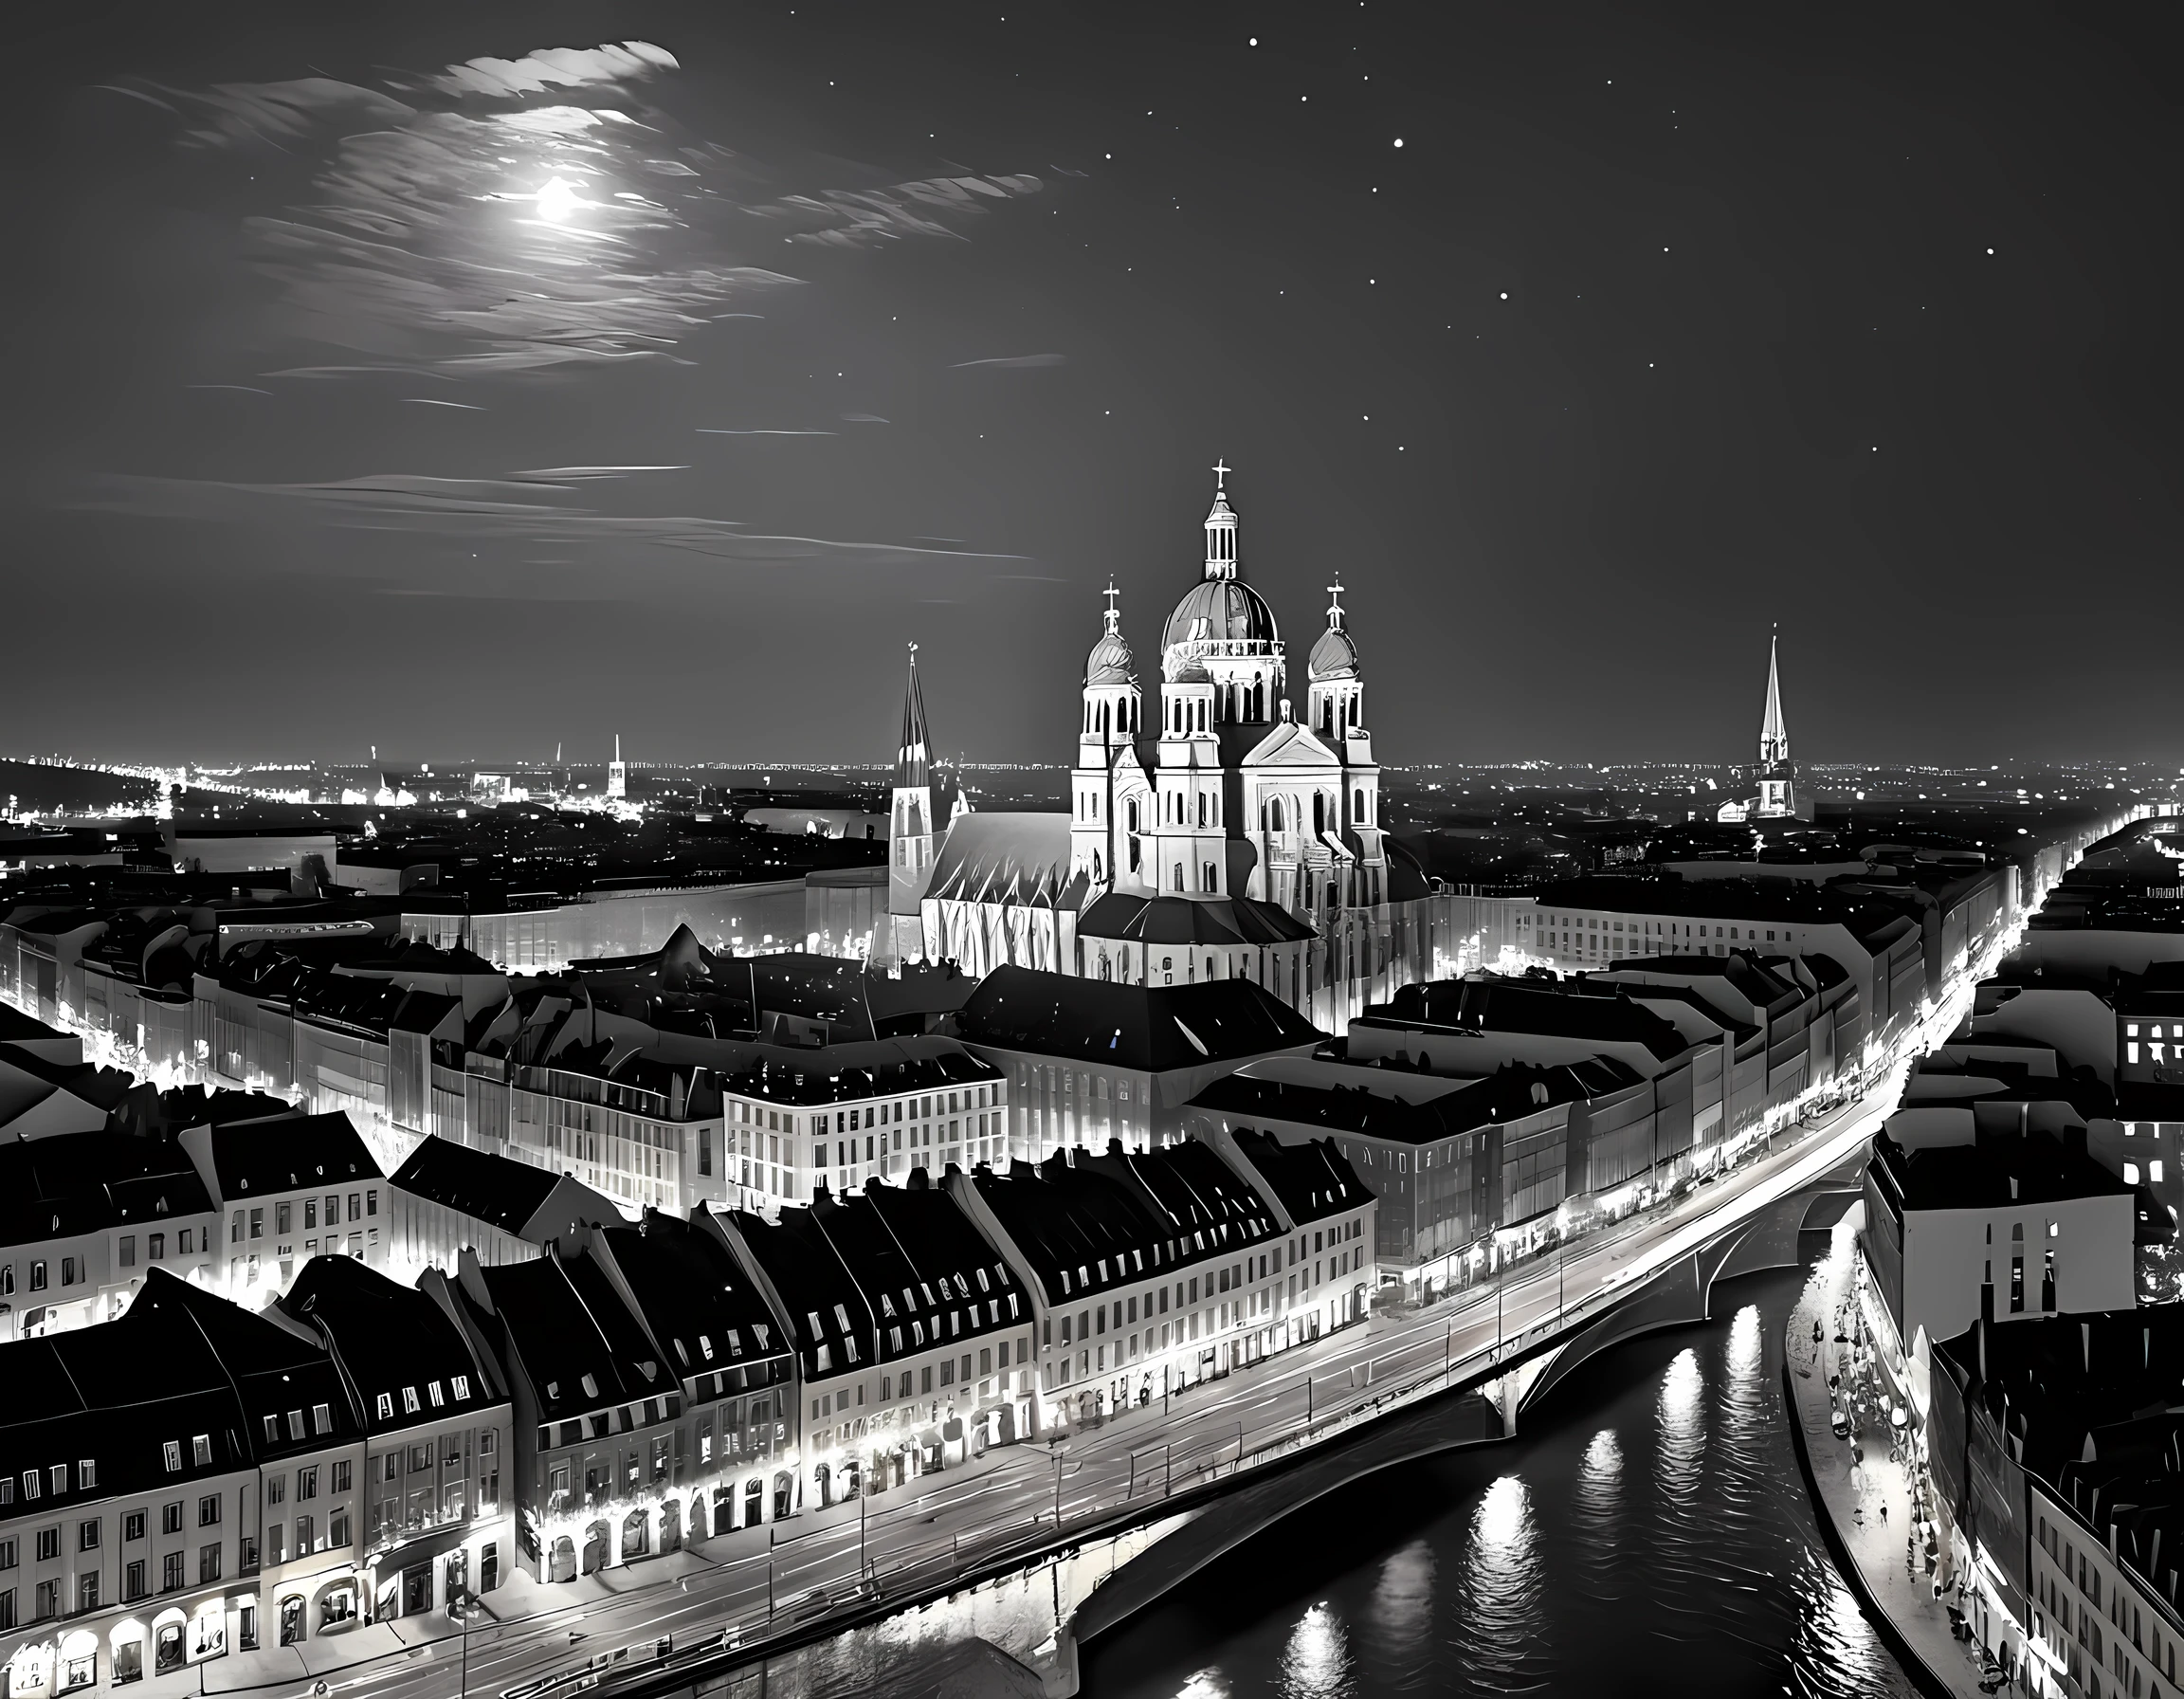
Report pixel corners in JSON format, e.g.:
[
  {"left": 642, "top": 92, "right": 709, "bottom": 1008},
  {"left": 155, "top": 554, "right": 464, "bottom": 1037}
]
[{"left": 292, "top": 951, "right": 1996, "bottom": 1699}]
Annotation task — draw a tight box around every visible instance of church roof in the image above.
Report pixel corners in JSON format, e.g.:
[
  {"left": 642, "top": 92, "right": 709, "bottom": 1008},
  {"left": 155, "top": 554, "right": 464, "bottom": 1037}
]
[
  {"left": 1309, "top": 625, "right": 1358, "bottom": 680},
  {"left": 923, "top": 813, "right": 1087, "bottom": 909},
  {"left": 1077, "top": 891, "right": 1316, "bottom": 946},
  {"left": 1161, "top": 575, "right": 1279, "bottom": 654}
]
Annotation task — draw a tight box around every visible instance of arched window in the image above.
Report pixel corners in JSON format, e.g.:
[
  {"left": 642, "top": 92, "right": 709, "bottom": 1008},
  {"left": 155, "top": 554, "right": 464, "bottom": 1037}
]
[
  {"left": 1174, "top": 863, "right": 1185, "bottom": 892},
  {"left": 1355, "top": 787, "right": 1366, "bottom": 822},
  {"left": 1126, "top": 799, "right": 1139, "bottom": 833},
  {"left": 1093, "top": 850, "right": 1103, "bottom": 881},
  {"left": 1313, "top": 793, "right": 1325, "bottom": 836},
  {"left": 1259, "top": 800, "right": 1269, "bottom": 831},
  {"left": 1202, "top": 863, "right": 1218, "bottom": 892},
  {"left": 1197, "top": 793, "right": 1208, "bottom": 829}
]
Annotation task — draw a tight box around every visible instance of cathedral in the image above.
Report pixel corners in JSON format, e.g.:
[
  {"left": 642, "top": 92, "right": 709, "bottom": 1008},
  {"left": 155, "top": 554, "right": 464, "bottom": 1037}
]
[{"left": 878, "top": 466, "right": 1448, "bottom": 1032}]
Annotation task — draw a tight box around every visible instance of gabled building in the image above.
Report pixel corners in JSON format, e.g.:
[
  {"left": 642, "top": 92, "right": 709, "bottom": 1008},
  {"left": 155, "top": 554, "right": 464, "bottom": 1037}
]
[
  {"left": 0, "top": 1131, "right": 217, "bottom": 1340},
  {"left": 178, "top": 1110, "right": 386, "bottom": 1303},
  {"left": 386, "top": 1134, "right": 619, "bottom": 1280},
  {"left": 585, "top": 1212, "right": 796, "bottom": 1540},
  {"left": 275, "top": 1256, "right": 510, "bottom": 1631},
  {"left": 951, "top": 964, "right": 1323, "bottom": 1157},
  {"left": 434, "top": 1241, "right": 736, "bottom": 1584},
  {"left": 711, "top": 1176, "right": 1030, "bottom": 1508}
]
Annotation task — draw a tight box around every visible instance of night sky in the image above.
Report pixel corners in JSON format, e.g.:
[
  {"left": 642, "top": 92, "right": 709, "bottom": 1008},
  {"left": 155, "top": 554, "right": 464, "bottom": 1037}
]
[{"left": 5, "top": 3, "right": 2180, "bottom": 769}]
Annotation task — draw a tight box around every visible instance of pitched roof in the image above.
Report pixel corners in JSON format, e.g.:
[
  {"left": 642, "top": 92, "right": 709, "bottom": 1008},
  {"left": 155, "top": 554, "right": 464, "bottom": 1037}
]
[
  {"left": 391, "top": 1134, "right": 574, "bottom": 1237},
  {"left": 955, "top": 965, "right": 1323, "bottom": 1072},
  {"left": 924, "top": 813, "right": 1084, "bottom": 909},
  {"left": 278, "top": 1254, "right": 493, "bottom": 1434},
  {"left": 191, "top": 1109, "right": 382, "bottom": 1197},
  {"left": 1228, "top": 1129, "right": 1373, "bottom": 1224}
]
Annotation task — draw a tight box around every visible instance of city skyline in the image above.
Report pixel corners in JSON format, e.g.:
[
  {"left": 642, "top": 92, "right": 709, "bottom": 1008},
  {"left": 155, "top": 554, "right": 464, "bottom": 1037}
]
[{"left": 6, "top": 4, "right": 2180, "bottom": 765}]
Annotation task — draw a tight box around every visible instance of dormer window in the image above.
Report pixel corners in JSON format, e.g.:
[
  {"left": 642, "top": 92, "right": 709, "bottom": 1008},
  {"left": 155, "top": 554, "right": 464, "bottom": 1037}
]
[
  {"left": 580, "top": 1373, "right": 599, "bottom": 1399},
  {"left": 545, "top": 1381, "right": 560, "bottom": 1401},
  {"left": 403, "top": 1388, "right": 420, "bottom": 1416},
  {"left": 375, "top": 1394, "right": 394, "bottom": 1420},
  {"left": 699, "top": 1334, "right": 715, "bottom": 1361},
  {"left": 807, "top": 1311, "right": 825, "bottom": 1341},
  {"left": 452, "top": 1376, "right": 470, "bottom": 1401},
  {"left": 833, "top": 1303, "right": 854, "bottom": 1332}
]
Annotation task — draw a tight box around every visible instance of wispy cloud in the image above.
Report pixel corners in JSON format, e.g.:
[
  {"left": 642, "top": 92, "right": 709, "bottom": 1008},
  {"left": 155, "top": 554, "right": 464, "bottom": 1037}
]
[
  {"left": 77, "top": 472, "right": 1027, "bottom": 577},
  {"left": 130, "top": 43, "right": 1046, "bottom": 377},
  {"left": 948, "top": 354, "right": 1067, "bottom": 369}
]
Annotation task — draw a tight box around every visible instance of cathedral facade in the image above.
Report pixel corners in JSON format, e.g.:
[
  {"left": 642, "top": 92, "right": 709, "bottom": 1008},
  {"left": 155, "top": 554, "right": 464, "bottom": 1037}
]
[{"left": 882, "top": 467, "right": 1448, "bottom": 1032}]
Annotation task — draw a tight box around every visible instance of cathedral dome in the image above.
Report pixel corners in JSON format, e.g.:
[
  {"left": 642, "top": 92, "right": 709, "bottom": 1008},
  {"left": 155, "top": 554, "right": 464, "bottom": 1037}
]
[
  {"left": 1085, "top": 629, "right": 1135, "bottom": 687},
  {"left": 1309, "top": 624, "right": 1359, "bottom": 681},
  {"left": 1160, "top": 575, "right": 1279, "bottom": 653}
]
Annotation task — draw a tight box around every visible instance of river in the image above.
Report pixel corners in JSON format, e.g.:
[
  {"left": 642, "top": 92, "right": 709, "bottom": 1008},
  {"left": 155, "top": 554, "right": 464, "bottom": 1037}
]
[{"left": 1078, "top": 1254, "right": 1916, "bottom": 1699}]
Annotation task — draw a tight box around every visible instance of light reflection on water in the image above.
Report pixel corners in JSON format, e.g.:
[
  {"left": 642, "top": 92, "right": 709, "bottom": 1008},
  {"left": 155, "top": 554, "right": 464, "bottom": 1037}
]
[
  {"left": 1278, "top": 1600, "right": 1355, "bottom": 1699},
  {"left": 1082, "top": 1261, "right": 1918, "bottom": 1699}
]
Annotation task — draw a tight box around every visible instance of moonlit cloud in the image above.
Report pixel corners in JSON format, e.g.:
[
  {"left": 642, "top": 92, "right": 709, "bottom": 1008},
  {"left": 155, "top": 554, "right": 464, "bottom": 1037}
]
[
  {"left": 139, "top": 42, "right": 1045, "bottom": 375},
  {"left": 948, "top": 354, "right": 1067, "bottom": 369}
]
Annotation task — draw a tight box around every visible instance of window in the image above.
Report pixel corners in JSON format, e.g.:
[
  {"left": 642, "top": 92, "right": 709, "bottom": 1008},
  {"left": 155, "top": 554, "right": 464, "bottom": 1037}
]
[
  {"left": 192, "top": 1435, "right": 211, "bottom": 1468},
  {"left": 313, "top": 1402, "right": 332, "bottom": 1435},
  {"left": 277, "top": 1202, "right": 291, "bottom": 1234},
  {"left": 119, "top": 1236, "right": 136, "bottom": 1269},
  {"left": 124, "top": 1560, "right": 145, "bottom": 1601},
  {"left": 28, "top": 1262, "right": 44, "bottom": 1292},
  {"left": 78, "top": 1519, "right": 98, "bottom": 1552},
  {"left": 35, "top": 1528, "right": 58, "bottom": 1562},
  {"left": 199, "top": 1544, "right": 221, "bottom": 1585},
  {"left": 332, "top": 1460, "right": 350, "bottom": 1493},
  {"left": 199, "top": 1494, "right": 222, "bottom": 1525},
  {"left": 298, "top": 1468, "right": 318, "bottom": 1502},
  {"left": 161, "top": 1504, "right": 181, "bottom": 1536},
  {"left": 161, "top": 1552, "right": 183, "bottom": 1592},
  {"left": 123, "top": 1511, "right": 143, "bottom": 1543},
  {"left": 149, "top": 1232, "right": 164, "bottom": 1260},
  {"left": 60, "top": 1257, "right": 74, "bottom": 1287}
]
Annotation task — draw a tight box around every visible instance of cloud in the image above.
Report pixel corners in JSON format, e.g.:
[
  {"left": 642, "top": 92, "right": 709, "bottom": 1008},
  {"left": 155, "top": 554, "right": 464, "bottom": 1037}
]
[
  {"left": 134, "top": 44, "right": 1048, "bottom": 376},
  {"left": 420, "top": 42, "right": 680, "bottom": 100},
  {"left": 76, "top": 473, "right": 1028, "bottom": 577},
  {"left": 948, "top": 354, "right": 1067, "bottom": 369}
]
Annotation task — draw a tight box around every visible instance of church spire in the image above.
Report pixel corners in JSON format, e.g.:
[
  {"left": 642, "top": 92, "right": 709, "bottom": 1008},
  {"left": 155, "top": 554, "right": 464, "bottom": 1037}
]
[
  {"left": 1758, "top": 627, "right": 1789, "bottom": 768},
  {"left": 1203, "top": 461, "right": 1238, "bottom": 581},
  {"left": 898, "top": 643, "right": 932, "bottom": 789}
]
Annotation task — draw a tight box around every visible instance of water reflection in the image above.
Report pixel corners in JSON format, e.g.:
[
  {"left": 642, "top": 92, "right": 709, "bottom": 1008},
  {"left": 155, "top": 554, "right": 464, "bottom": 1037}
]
[
  {"left": 1279, "top": 1601, "right": 1354, "bottom": 1699},
  {"left": 1079, "top": 1264, "right": 1918, "bottom": 1699},
  {"left": 1455, "top": 1474, "right": 1546, "bottom": 1690},
  {"left": 1572, "top": 1429, "right": 1623, "bottom": 1600},
  {"left": 1366, "top": 1539, "right": 1434, "bottom": 1665}
]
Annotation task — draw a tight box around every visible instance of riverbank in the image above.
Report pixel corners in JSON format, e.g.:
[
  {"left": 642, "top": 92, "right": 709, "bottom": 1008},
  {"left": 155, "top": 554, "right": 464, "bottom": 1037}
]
[{"left": 1782, "top": 1217, "right": 1990, "bottom": 1699}]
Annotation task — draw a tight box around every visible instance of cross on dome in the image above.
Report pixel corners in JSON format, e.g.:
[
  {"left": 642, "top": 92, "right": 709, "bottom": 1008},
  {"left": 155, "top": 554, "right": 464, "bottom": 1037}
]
[
  {"left": 1325, "top": 575, "right": 1347, "bottom": 630},
  {"left": 1102, "top": 577, "right": 1121, "bottom": 635},
  {"left": 1211, "top": 459, "right": 1230, "bottom": 491}
]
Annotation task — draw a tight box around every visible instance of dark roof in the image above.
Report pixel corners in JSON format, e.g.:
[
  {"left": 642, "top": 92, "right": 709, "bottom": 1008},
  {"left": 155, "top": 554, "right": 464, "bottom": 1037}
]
[
  {"left": 472, "top": 1250, "right": 672, "bottom": 1424},
  {"left": 391, "top": 1135, "right": 564, "bottom": 1235},
  {"left": 954, "top": 965, "right": 1323, "bottom": 1071},
  {"left": 0, "top": 1270, "right": 265, "bottom": 1507},
  {"left": 1368, "top": 977, "right": 1688, "bottom": 1062},
  {"left": 194, "top": 1109, "right": 382, "bottom": 1197},
  {"left": 279, "top": 1254, "right": 494, "bottom": 1435},
  {"left": 594, "top": 1213, "right": 790, "bottom": 1385},
  {"left": 1077, "top": 891, "right": 1316, "bottom": 946},
  {"left": 1870, "top": 1127, "right": 2134, "bottom": 1212},
  {"left": 1192, "top": 1061, "right": 1589, "bottom": 1146},
  {"left": 1228, "top": 1129, "right": 1373, "bottom": 1224},
  {"left": 0, "top": 1131, "right": 212, "bottom": 1248}
]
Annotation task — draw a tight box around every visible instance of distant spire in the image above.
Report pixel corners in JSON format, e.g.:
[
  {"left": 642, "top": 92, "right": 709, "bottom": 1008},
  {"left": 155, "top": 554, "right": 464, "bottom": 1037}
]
[
  {"left": 898, "top": 643, "right": 932, "bottom": 789},
  {"left": 1325, "top": 574, "right": 1347, "bottom": 631},
  {"left": 614, "top": 734, "right": 622, "bottom": 762},
  {"left": 1759, "top": 626, "right": 1789, "bottom": 767}
]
